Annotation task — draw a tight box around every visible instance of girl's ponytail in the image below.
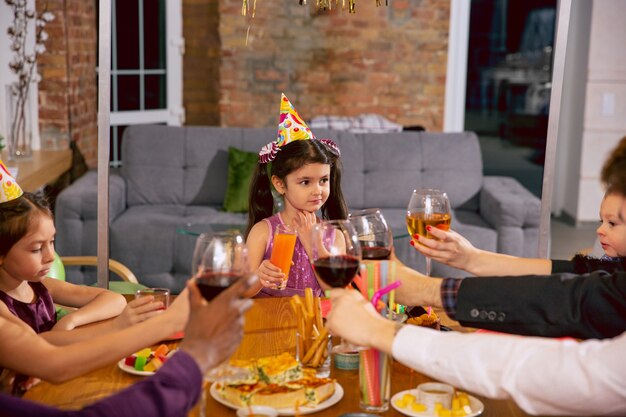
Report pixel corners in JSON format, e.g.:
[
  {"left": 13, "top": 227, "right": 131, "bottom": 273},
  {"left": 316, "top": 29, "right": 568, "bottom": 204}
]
[
  {"left": 321, "top": 155, "right": 348, "bottom": 221},
  {"left": 246, "top": 162, "right": 274, "bottom": 238}
]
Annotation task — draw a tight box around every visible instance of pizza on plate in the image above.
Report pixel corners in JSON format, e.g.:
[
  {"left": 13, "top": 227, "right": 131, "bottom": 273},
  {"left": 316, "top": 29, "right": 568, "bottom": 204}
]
[{"left": 216, "top": 353, "right": 335, "bottom": 409}]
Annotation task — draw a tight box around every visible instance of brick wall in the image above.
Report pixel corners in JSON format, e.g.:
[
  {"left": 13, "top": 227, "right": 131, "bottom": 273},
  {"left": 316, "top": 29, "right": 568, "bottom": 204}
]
[
  {"left": 205, "top": 0, "right": 450, "bottom": 130},
  {"left": 37, "top": 1, "right": 449, "bottom": 167},
  {"left": 37, "top": 0, "right": 98, "bottom": 167},
  {"left": 183, "top": 0, "right": 221, "bottom": 125}
]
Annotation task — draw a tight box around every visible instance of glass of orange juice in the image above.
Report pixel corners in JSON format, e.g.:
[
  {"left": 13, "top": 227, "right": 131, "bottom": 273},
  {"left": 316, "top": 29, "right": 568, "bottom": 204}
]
[{"left": 269, "top": 224, "right": 297, "bottom": 290}]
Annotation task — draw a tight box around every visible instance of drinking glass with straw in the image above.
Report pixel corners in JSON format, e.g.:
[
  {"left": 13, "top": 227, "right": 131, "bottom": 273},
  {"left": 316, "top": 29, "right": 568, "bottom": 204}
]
[{"left": 357, "top": 283, "right": 400, "bottom": 413}]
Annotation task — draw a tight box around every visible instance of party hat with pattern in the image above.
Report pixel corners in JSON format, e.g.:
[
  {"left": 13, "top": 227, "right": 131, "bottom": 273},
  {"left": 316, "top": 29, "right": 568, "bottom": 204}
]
[
  {"left": 0, "top": 160, "right": 23, "bottom": 203},
  {"left": 259, "top": 93, "right": 316, "bottom": 163}
]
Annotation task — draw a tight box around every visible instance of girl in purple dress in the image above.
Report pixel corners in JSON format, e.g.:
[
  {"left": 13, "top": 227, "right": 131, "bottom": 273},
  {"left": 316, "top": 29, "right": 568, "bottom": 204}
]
[
  {"left": 0, "top": 162, "right": 163, "bottom": 341},
  {"left": 244, "top": 94, "right": 348, "bottom": 297},
  {"left": 0, "top": 160, "right": 177, "bottom": 394}
]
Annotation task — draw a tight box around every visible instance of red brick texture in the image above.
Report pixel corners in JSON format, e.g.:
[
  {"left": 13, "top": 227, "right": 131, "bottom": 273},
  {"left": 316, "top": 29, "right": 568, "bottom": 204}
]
[
  {"left": 193, "top": 0, "right": 450, "bottom": 130},
  {"left": 37, "top": 0, "right": 98, "bottom": 167}
]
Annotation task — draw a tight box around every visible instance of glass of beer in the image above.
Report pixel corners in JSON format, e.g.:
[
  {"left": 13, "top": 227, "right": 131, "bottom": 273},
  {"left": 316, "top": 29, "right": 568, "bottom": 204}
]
[
  {"left": 406, "top": 189, "right": 451, "bottom": 276},
  {"left": 269, "top": 224, "right": 297, "bottom": 290}
]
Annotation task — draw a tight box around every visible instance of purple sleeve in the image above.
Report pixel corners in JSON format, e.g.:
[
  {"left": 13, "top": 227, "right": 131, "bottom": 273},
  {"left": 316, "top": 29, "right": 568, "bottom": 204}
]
[{"left": 0, "top": 351, "right": 203, "bottom": 417}]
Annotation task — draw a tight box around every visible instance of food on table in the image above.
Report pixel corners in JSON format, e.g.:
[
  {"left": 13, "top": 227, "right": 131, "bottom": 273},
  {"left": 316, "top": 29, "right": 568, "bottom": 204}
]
[
  {"left": 394, "top": 390, "right": 472, "bottom": 416},
  {"left": 406, "top": 309, "right": 440, "bottom": 329},
  {"left": 123, "top": 344, "right": 171, "bottom": 373},
  {"left": 289, "top": 291, "right": 328, "bottom": 369},
  {"left": 257, "top": 352, "right": 303, "bottom": 384},
  {"left": 216, "top": 353, "right": 336, "bottom": 408}
]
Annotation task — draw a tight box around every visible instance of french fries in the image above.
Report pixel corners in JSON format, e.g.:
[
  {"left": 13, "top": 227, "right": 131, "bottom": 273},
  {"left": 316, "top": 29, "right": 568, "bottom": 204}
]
[{"left": 292, "top": 288, "right": 330, "bottom": 369}]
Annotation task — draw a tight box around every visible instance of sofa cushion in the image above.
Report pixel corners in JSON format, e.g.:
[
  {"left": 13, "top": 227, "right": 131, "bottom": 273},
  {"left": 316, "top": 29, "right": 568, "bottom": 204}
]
[
  {"left": 122, "top": 126, "right": 276, "bottom": 207},
  {"left": 122, "top": 125, "right": 187, "bottom": 206},
  {"left": 354, "top": 132, "right": 483, "bottom": 210},
  {"left": 223, "top": 146, "right": 259, "bottom": 213}
]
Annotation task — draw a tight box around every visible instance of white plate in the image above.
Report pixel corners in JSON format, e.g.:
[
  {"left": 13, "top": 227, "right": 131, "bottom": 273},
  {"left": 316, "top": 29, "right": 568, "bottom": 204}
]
[
  {"left": 117, "top": 349, "right": 177, "bottom": 376},
  {"left": 391, "top": 389, "right": 484, "bottom": 417},
  {"left": 210, "top": 382, "right": 344, "bottom": 416}
]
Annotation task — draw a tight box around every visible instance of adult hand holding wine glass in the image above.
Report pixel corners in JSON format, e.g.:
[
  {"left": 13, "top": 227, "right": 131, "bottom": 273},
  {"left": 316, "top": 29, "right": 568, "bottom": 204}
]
[
  {"left": 407, "top": 226, "right": 481, "bottom": 272},
  {"left": 406, "top": 189, "right": 451, "bottom": 276},
  {"left": 191, "top": 230, "right": 253, "bottom": 388}
]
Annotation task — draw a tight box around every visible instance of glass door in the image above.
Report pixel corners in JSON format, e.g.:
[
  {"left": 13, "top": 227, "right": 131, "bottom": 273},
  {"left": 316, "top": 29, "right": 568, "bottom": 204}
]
[
  {"left": 464, "top": 0, "right": 556, "bottom": 197},
  {"left": 109, "top": 0, "right": 183, "bottom": 166}
]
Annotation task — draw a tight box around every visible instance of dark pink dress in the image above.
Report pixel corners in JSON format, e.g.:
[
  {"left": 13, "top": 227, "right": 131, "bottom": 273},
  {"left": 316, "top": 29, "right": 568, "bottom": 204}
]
[{"left": 0, "top": 281, "right": 56, "bottom": 333}]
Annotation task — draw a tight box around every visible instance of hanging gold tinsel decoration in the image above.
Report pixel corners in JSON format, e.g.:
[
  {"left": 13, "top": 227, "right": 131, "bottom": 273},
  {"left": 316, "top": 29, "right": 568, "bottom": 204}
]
[
  {"left": 241, "top": 0, "right": 386, "bottom": 16},
  {"left": 241, "top": 0, "right": 258, "bottom": 17}
]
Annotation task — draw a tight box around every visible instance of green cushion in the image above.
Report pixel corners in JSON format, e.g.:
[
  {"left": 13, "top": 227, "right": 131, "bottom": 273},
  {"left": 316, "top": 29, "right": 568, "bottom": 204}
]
[
  {"left": 48, "top": 252, "right": 66, "bottom": 281},
  {"left": 223, "top": 146, "right": 258, "bottom": 213}
]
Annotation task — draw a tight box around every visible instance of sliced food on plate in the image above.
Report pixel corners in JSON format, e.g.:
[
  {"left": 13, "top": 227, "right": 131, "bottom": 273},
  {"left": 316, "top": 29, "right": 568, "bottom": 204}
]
[{"left": 215, "top": 352, "right": 336, "bottom": 409}]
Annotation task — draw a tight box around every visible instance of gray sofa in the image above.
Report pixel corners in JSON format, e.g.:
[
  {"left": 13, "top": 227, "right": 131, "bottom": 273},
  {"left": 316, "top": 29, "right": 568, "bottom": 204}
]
[{"left": 55, "top": 125, "right": 541, "bottom": 293}]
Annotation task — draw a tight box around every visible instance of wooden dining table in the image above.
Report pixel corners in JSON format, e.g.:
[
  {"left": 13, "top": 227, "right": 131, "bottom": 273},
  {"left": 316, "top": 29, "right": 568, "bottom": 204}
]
[{"left": 24, "top": 297, "right": 548, "bottom": 416}]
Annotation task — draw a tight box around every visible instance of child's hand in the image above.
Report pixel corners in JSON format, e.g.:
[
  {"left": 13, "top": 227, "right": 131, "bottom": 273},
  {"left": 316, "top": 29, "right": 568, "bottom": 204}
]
[
  {"left": 293, "top": 210, "right": 317, "bottom": 256},
  {"left": 257, "top": 259, "right": 285, "bottom": 289},
  {"left": 112, "top": 296, "right": 165, "bottom": 329},
  {"left": 0, "top": 369, "right": 41, "bottom": 395},
  {"left": 163, "top": 287, "right": 190, "bottom": 332}
]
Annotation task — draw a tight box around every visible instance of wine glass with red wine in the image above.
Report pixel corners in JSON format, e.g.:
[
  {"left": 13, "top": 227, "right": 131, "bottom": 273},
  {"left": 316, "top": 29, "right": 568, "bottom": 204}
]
[
  {"left": 349, "top": 208, "right": 393, "bottom": 260},
  {"left": 192, "top": 231, "right": 248, "bottom": 301},
  {"left": 310, "top": 219, "right": 363, "bottom": 353},
  {"left": 191, "top": 231, "right": 251, "bottom": 384}
]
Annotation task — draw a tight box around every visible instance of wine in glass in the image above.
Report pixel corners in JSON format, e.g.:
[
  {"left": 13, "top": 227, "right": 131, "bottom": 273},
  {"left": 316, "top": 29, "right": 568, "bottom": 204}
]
[
  {"left": 191, "top": 231, "right": 250, "bottom": 385},
  {"left": 310, "top": 219, "right": 362, "bottom": 352},
  {"left": 192, "top": 231, "right": 248, "bottom": 301},
  {"left": 406, "top": 189, "right": 451, "bottom": 276},
  {"left": 349, "top": 208, "right": 393, "bottom": 260}
]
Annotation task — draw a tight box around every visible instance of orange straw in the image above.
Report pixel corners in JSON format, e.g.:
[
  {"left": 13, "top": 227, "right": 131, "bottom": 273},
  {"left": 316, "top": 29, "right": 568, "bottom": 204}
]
[
  {"left": 363, "top": 350, "right": 376, "bottom": 405},
  {"left": 372, "top": 349, "right": 381, "bottom": 405}
]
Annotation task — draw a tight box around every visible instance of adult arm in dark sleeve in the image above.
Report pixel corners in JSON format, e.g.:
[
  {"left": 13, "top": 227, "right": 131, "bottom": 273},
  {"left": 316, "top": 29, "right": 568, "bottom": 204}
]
[
  {"left": 454, "top": 271, "right": 626, "bottom": 339},
  {"left": 0, "top": 351, "right": 202, "bottom": 417}
]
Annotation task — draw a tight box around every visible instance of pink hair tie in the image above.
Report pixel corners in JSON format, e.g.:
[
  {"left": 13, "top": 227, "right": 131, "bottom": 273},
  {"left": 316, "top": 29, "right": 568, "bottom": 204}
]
[{"left": 258, "top": 141, "right": 280, "bottom": 164}]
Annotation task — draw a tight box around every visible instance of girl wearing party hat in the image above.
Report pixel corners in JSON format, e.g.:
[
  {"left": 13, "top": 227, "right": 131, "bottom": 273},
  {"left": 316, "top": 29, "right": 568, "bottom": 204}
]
[
  {"left": 245, "top": 94, "right": 348, "bottom": 297},
  {"left": 0, "top": 160, "right": 164, "bottom": 342}
]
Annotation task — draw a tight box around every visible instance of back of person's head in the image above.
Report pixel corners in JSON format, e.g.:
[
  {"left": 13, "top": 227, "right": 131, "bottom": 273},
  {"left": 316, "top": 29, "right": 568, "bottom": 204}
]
[
  {"left": 602, "top": 135, "right": 626, "bottom": 196},
  {"left": 0, "top": 192, "right": 52, "bottom": 257},
  {"left": 246, "top": 139, "right": 347, "bottom": 237}
]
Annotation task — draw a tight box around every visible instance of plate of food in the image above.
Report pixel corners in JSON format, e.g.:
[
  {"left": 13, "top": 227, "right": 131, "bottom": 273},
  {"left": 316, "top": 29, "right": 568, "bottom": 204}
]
[
  {"left": 209, "top": 352, "right": 343, "bottom": 416},
  {"left": 391, "top": 389, "right": 484, "bottom": 417},
  {"left": 210, "top": 380, "right": 343, "bottom": 416},
  {"left": 118, "top": 344, "right": 176, "bottom": 376}
]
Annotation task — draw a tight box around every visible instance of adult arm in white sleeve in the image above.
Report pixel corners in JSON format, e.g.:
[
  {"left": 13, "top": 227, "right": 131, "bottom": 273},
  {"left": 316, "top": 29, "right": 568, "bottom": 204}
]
[{"left": 392, "top": 326, "right": 626, "bottom": 416}]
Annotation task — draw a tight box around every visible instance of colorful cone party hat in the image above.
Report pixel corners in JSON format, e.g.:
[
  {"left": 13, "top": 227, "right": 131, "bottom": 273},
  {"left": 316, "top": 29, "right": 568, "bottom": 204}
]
[
  {"left": 276, "top": 93, "right": 315, "bottom": 146},
  {"left": 259, "top": 93, "right": 316, "bottom": 163},
  {"left": 0, "top": 160, "right": 24, "bottom": 203}
]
